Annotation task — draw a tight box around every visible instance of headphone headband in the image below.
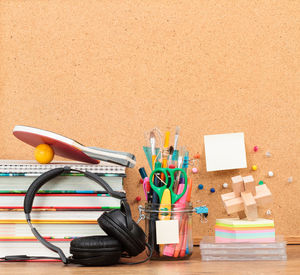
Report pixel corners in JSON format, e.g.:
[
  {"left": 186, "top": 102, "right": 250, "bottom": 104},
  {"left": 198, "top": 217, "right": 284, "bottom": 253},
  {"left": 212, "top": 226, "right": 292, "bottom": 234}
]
[
  {"left": 23, "top": 167, "right": 127, "bottom": 264},
  {"left": 24, "top": 167, "right": 126, "bottom": 214}
]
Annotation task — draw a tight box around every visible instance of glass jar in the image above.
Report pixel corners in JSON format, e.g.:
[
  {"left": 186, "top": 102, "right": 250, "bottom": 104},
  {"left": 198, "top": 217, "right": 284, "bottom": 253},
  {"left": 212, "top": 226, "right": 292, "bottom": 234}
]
[{"left": 139, "top": 202, "right": 193, "bottom": 260}]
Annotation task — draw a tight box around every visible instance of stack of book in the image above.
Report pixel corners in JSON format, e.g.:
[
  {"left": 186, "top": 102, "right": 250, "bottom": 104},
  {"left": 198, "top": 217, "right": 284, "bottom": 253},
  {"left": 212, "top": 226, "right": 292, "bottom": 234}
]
[{"left": 0, "top": 160, "right": 126, "bottom": 259}]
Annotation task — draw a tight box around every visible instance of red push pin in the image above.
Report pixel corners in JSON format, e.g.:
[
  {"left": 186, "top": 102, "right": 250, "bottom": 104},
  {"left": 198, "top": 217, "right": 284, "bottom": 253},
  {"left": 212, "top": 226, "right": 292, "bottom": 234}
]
[
  {"left": 135, "top": 196, "right": 141, "bottom": 202},
  {"left": 193, "top": 153, "right": 201, "bottom": 159},
  {"left": 253, "top": 146, "right": 258, "bottom": 152},
  {"left": 139, "top": 178, "right": 143, "bottom": 184}
]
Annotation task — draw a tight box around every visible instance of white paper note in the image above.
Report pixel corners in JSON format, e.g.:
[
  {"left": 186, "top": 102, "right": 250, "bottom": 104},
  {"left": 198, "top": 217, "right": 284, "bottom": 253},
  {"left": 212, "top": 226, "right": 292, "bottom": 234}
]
[
  {"left": 204, "top": 132, "right": 247, "bottom": 172},
  {"left": 155, "top": 220, "right": 179, "bottom": 244}
]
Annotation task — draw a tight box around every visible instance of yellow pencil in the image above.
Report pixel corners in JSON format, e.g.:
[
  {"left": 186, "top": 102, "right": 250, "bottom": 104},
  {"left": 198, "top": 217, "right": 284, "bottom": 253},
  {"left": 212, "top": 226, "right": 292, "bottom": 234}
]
[{"left": 162, "top": 131, "right": 170, "bottom": 169}]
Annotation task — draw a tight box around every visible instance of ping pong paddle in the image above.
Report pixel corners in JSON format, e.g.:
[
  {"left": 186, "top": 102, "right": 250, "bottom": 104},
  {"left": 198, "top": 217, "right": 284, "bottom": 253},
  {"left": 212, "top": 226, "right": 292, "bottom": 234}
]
[{"left": 13, "top": 125, "right": 136, "bottom": 168}]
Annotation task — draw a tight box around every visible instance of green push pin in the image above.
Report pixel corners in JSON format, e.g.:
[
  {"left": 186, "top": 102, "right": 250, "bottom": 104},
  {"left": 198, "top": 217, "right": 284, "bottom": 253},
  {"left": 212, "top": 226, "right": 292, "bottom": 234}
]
[{"left": 259, "top": 180, "right": 264, "bottom": 185}]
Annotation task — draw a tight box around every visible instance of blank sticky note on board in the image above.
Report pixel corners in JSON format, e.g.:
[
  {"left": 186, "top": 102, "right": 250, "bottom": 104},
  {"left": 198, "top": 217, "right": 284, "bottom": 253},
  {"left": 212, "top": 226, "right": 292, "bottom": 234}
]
[
  {"left": 204, "top": 132, "right": 247, "bottom": 172},
  {"left": 155, "top": 220, "right": 179, "bottom": 244}
]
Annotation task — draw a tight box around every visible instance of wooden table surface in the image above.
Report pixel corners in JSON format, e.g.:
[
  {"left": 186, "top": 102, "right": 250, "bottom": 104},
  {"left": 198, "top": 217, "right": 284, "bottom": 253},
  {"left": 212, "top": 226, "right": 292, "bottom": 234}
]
[{"left": 1, "top": 245, "right": 299, "bottom": 275}]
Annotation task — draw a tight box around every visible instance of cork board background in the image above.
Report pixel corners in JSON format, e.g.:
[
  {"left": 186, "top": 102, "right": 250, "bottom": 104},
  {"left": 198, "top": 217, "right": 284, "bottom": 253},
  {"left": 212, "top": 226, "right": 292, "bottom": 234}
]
[{"left": 0, "top": 1, "right": 299, "bottom": 242}]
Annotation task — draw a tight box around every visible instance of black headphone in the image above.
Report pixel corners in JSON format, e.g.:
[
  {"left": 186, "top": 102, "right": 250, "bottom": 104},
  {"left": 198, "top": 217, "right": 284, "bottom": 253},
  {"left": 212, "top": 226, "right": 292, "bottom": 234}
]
[{"left": 1, "top": 167, "right": 151, "bottom": 266}]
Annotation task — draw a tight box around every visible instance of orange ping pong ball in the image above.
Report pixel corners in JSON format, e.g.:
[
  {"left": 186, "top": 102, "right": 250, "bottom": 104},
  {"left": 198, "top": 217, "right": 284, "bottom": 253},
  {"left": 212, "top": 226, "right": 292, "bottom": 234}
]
[{"left": 34, "top": 144, "right": 54, "bottom": 164}]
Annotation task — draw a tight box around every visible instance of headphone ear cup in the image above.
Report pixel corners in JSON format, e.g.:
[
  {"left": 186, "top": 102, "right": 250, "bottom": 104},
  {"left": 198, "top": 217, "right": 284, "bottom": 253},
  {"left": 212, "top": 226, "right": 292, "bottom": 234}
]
[
  {"left": 70, "top": 236, "right": 122, "bottom": 266},
  {"left": 98, "top": 209, "right": 146, "bottom": 257}
]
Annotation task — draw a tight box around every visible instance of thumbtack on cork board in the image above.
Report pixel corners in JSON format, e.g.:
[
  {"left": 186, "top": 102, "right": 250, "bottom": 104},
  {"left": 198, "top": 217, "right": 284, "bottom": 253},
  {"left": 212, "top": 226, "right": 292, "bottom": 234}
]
[{"left": 204, "top": 132, "right": 247, "bottom": 172}]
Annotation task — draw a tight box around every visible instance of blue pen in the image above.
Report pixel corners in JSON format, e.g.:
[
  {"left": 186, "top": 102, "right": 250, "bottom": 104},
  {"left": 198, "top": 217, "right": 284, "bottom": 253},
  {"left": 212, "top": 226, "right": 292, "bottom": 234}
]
[{"left": 138, "top": 167, "right": 147, "bottom": 179}]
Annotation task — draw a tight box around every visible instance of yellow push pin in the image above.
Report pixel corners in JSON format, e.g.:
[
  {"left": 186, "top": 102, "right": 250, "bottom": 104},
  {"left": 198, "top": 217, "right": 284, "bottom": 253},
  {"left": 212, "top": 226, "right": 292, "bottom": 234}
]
[
  {"left": 34, "top": 144, "right": 54, "bottom": 164},
  {"left": 252, "top": 165, "right": 257, "bottom": 171}
]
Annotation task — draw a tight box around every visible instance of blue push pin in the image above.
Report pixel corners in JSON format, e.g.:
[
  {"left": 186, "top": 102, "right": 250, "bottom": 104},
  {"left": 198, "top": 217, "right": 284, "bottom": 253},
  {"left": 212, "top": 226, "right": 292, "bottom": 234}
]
[
  {"left": 198, "top": 184, "right": 204, "bottom": 190},
  {"left": 210, "top": 187, "right": 215, "bottom": 193}
]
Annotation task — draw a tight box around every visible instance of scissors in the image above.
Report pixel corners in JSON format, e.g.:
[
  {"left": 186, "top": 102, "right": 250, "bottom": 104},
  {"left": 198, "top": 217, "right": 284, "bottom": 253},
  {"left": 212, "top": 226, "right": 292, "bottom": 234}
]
[{"left": 149, "top": 168, "right": 188, "bottom": 204}]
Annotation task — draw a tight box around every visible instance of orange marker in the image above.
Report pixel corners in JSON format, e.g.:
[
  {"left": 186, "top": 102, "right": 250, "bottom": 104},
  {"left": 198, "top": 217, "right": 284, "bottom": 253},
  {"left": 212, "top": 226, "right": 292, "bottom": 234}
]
[
  {"left": 174, "top": 179, "right": 192, "bottom": 257},
  {"left": 179, "top": 221, "right": 188, "bottom": 257},
  {"left": 186, "top": 178, "right": 192, "bottom": 202},
  {"left": 173, "top": 215, "right": 186, "bottom": 257}
]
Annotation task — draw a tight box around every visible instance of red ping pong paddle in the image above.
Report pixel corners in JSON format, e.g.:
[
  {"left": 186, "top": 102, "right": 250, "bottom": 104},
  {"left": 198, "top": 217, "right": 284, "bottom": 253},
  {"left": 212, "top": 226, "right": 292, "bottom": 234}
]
[{"left": 13, "top": 126, "right": 136, "bottom": 168}]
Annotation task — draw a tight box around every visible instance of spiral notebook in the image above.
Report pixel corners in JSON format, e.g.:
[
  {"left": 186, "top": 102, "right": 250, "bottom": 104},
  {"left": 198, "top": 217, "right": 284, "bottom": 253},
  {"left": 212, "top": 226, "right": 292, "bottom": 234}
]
[{"left": 0, "top": 160, "right": 126, "bottom": 176}]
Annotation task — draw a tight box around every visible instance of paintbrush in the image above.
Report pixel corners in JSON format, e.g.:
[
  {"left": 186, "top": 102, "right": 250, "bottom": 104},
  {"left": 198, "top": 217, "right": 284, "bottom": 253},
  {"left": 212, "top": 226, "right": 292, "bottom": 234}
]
[
  {"left": 174, "top": 126, "right": 180, "bottom": 151},
  {"left": 150, "top": 131, "right": 156, "bottom": 170},
  {"left": 171, "top": 126, "right": 180, "bottom": 164},
  {"left": 168, "top": 146, "right": 174, "bottom": 167}
]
